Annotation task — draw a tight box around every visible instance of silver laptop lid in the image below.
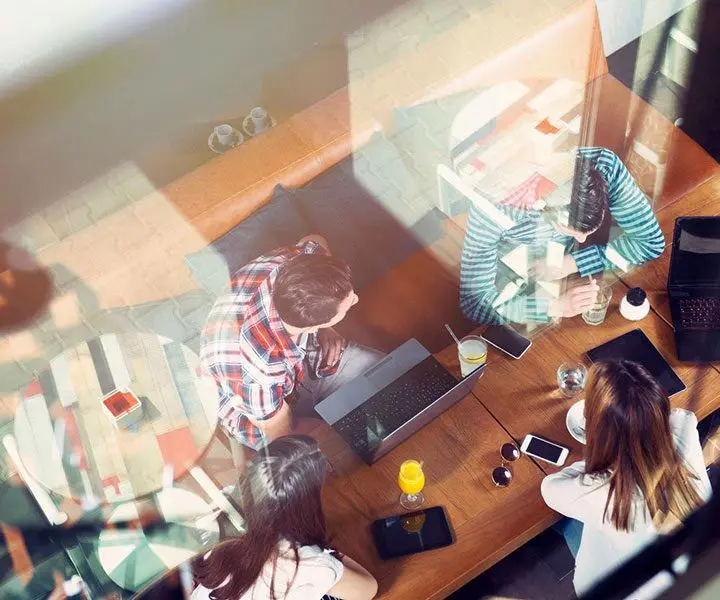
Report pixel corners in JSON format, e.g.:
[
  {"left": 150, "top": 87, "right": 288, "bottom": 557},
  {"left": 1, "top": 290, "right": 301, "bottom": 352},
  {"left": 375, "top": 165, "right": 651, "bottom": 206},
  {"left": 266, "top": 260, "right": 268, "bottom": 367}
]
[{"left": 314, "top": 338, "right": 430, "bottom": 425}]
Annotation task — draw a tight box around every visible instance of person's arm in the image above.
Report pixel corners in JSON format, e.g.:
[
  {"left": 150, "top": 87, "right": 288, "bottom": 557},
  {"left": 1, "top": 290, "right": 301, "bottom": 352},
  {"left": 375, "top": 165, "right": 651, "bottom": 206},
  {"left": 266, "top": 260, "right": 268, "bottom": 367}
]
[
  {"left": 326, "top": 554, "right": 378, "bottom": 600},
  {"left": 227, "top": 375, "right": 291, "bottom": 442},
  {"left": 571, "top": 148, "right": 665, "bottom": 276},
  {"left": 460, "top": 205, "right": 551, "bottom": 324},
  {"left": 247, "top": 400, "right": 293, "bottom": 442},
  {"left": 540, "top": 461, "right": 596, "bottom": 521},
  {"left": 669, "top": 408, "right": 713, "bottom": 500}
]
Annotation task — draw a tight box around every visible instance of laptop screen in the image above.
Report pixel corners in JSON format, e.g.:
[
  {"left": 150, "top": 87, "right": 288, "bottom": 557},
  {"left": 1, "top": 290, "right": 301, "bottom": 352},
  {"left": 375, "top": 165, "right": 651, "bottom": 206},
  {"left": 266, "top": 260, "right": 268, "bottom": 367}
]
[{"left": 670, "top": 217, "right": 720, "bottom": 285}]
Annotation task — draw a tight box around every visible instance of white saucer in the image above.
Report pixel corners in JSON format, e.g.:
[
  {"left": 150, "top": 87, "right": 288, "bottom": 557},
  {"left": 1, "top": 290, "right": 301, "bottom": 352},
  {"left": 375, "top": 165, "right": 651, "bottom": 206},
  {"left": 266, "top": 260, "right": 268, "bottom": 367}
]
[
  {"left": 208, "top": 129, "right": 244, "bottom": 154},
  {"left": 242, "top": 115, "right": 277, "bottom": 138},
  {"left": 566, "top": 400, "right": 586, "bottom": 444}
]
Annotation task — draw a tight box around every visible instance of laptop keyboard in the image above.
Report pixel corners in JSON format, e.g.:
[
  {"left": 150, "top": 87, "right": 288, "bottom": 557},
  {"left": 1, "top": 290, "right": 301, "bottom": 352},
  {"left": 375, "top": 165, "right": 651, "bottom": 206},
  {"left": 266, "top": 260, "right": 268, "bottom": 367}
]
[
  {"left": 679, "top": 297, "right": 720, "bottom": 330},
  {"left": 333, "top": 358, "right": 459, "bottom": 455}
]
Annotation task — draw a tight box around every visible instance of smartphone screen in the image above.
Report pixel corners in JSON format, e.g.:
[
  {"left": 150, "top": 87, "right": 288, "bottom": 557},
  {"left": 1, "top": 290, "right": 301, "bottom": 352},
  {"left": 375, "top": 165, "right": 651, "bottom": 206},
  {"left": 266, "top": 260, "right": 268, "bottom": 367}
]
[
  {"left": 481, "top": 324, "right": 532, "bottom": 359},
  {"left": 371, "top": 506, "right": 454, "bottom": 559},
  {"left": 525, "top": 436, "right": 565, "bottom": 463}
]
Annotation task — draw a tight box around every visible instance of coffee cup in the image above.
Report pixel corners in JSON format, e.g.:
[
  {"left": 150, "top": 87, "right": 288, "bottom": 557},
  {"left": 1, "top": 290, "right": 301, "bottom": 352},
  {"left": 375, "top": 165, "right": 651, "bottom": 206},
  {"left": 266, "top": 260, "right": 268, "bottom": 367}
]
[
  {"left": 250, "top": 107, "right": 269, "bottom": 133},
  {"left": 214, "top": 124, "right": 234, "bottom": 146}
]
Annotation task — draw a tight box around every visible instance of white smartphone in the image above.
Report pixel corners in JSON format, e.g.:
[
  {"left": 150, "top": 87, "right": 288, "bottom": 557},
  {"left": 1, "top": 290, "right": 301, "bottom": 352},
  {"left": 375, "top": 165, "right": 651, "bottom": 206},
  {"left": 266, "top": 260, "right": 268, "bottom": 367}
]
[
  {"left": 520, "top": 434, "right": 569, "bottom": 466},
  {"left": 481, "top": 324, "right": 532, "bottom": 359}
]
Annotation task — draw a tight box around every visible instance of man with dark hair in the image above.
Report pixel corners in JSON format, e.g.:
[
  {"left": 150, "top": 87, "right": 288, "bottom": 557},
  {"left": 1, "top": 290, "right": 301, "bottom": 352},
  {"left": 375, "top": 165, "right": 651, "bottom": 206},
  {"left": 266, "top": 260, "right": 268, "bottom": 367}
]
[
  {"left": 460, "top": 147, "right": 664, "bottom": 324},
  {"left": 201, "top": 236, "right": 382, "bottom": 461}
]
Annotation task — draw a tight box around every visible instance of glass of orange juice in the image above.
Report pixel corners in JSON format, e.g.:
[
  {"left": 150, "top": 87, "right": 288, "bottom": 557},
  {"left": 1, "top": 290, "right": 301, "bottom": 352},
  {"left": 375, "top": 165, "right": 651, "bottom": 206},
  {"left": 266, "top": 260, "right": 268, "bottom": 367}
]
[{"left": 398, "top": 460, "right": 425, "bottom": 510}]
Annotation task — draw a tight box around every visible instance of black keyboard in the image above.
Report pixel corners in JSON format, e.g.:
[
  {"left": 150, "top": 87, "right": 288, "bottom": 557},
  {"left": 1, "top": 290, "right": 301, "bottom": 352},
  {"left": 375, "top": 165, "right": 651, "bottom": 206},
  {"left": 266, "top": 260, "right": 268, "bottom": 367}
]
[
  {"left": 679, "top": 297, "right": 720, "bottom": 330},
  {"left": 333, "top": 358, "right": 458, "bottom": 455}
]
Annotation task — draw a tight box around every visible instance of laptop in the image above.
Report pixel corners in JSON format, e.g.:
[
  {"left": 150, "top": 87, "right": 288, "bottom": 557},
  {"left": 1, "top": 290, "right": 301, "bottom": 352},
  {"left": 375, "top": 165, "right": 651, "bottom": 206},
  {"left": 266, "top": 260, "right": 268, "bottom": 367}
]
[
  {"left": 668, "top": 216, "right": 720, "bottom": 361},
  {"left": 314, "top": 339, "right": 486, "bottom": 464}
]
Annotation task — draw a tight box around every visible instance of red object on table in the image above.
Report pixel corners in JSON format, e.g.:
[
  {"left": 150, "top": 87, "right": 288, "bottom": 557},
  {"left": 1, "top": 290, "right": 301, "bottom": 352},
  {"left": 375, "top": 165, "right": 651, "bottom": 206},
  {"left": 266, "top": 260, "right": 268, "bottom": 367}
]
[{"left": 103, "top": 390, "right": 140, "bottom": 417}]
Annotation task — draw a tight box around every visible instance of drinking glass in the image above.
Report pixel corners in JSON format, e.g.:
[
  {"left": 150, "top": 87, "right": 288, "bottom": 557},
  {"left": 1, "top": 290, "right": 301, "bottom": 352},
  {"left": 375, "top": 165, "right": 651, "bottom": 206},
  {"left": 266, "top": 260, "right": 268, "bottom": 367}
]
[
  {"left": 556, "top": 362, "right": 587, "bottom": 398},
  {"left": 458, "top": 335, "right": 487, "bottom": 378},
  {"left": 398, "top": 460, "right": 425, "bottom": 510},
  {"left": 582, "top": 283, "right": 612, "bottom": 325}
]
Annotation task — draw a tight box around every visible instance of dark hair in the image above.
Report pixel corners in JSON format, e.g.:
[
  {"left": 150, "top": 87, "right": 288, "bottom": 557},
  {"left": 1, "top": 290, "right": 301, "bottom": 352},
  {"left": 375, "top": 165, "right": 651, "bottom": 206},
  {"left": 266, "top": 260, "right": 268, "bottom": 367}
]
[
  {"left": 273, "top": 254, "right": 353, "bottom": 328},
  {"left": 567, "top": 155, "right": 608, "bottom": 233},
  {"left": 584, "top": 360, "right": 703, "bottom": 531},
  {"left": 191, "top": 436, "right": 329, "bottom": 600}
]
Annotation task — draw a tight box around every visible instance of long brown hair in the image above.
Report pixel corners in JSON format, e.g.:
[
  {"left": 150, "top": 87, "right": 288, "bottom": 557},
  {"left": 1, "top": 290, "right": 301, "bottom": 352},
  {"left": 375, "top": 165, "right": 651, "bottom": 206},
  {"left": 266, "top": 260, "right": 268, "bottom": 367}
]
[
  {"left": 584, "top": 360, "right": 703, "bottom": 532},
  {"left": 191, "top": 436, "right": 329, "bottom": 599}
]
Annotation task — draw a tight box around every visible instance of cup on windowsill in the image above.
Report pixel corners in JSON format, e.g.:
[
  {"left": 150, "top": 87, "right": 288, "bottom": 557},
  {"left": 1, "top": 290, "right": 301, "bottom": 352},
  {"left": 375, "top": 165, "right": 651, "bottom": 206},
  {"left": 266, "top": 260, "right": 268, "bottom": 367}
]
[{"left": 214, "top": 124, "right": 234, "bottom": 146}]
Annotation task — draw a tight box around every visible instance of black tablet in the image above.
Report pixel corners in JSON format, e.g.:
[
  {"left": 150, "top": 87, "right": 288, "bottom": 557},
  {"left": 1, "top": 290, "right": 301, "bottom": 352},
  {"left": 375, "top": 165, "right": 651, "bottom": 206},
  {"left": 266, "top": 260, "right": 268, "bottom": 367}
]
[{"left": 586, "top": 329, "right": 686, "bottom": 397}]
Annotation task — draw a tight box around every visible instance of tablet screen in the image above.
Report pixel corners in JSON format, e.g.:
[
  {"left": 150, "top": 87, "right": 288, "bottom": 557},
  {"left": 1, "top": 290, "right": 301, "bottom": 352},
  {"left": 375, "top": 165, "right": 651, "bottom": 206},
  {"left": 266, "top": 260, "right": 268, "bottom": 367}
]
[{"left": 586, "top": 329, "right": 686, "bottom": 397}]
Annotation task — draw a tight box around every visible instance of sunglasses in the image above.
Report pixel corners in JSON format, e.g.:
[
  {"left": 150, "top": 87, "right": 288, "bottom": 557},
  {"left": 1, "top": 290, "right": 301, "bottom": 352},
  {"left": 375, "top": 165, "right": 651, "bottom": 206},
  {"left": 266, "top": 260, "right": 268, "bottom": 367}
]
[{"left": 492, "top": 442, "right": 521, "bottom": 487}]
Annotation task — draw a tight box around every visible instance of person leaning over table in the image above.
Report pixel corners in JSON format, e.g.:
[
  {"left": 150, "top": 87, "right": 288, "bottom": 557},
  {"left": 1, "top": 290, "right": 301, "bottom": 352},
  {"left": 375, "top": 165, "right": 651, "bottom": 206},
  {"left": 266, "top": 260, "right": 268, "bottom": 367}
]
[
  {"left": 200, "top": 234, "right": 383, "bottom": 467},
  {"left": 460, "top": 147, "right": 665, "bottom": 324},
  {"left": 191, "top": 435, "right": 378, "bottom": 600},
  {"left": 541, "top": 360, "right": 711, "bottom": 597}
]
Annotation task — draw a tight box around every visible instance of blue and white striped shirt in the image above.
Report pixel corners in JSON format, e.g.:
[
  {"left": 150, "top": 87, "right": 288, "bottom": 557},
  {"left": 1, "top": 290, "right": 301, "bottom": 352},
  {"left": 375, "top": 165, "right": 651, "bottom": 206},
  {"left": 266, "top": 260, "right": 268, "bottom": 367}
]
[{"left": 460, "top": 147, "right": 664, "bottom": 324}]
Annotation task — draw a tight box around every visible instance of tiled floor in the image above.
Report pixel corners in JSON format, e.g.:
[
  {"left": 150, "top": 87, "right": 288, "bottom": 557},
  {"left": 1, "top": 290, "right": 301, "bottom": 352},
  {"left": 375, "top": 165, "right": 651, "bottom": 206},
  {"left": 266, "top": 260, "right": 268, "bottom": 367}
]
[{"left": 448, "top": 528, "right": 578, "bottom": 600}]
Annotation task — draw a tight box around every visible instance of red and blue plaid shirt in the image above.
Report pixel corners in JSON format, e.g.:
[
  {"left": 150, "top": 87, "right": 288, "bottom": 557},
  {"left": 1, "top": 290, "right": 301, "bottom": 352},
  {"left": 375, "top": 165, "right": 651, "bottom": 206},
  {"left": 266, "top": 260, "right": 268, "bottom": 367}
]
[{"left": 200, "top": 241, "right": 337, "bottom": 449}]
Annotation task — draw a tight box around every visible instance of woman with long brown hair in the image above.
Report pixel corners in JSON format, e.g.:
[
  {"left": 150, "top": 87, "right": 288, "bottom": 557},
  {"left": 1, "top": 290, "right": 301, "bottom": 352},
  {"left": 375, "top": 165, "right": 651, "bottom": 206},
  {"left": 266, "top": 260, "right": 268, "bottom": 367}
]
[
  {"left": 541, "top": 359, "right": 711, "bottom": 596},
  {"left": 191, "top": 435, "right": 377, "bottom": 600}
]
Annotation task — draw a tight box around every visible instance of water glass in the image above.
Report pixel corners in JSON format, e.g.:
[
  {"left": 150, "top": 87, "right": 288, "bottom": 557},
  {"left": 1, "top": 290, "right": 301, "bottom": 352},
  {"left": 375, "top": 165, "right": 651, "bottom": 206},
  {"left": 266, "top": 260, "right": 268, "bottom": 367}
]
[
  {"left": 557, "top": 362, "right": 587, "bottom": 398},
  {"left": 582, "top": 284, "right": 612, "bottom": 326}
]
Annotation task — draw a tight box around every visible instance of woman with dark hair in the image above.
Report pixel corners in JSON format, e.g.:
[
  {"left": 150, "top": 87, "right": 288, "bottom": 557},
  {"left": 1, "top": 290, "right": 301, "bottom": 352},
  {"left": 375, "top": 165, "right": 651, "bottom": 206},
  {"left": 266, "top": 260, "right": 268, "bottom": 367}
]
[
  {"left": 191, "top": 435, "right": 377, "bottom": 600},
  {"left": 541, "top": 360, "right": 711, "bottom": 596}
]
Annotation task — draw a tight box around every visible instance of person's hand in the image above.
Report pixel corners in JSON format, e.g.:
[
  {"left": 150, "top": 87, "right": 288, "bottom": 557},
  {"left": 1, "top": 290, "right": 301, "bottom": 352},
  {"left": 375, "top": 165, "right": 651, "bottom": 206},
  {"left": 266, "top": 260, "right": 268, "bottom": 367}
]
[
  {"left": 548, "top": 279, "right": 599, "bottom": 318},
  {"left": 530, "top": 255, "right": 578, "bottom": 281},
  {"left": 47, "top": 572, "right": 67, "bottom": 600},
  {"left": 317, "top": 327, "right": 346, "bottom": 368}
]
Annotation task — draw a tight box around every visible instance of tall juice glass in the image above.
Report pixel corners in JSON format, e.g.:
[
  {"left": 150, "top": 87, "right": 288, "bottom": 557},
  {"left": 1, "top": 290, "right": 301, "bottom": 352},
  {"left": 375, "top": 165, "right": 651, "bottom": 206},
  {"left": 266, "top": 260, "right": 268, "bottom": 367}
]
[{"left": 398, "top": 460, "right": 425, "bottom": 510}]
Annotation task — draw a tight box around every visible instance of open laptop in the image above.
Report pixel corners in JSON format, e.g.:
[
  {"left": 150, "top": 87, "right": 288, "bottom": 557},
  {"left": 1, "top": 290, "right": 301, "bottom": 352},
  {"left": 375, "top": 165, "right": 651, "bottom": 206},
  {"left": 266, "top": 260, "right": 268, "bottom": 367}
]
[
  {"left": 314, "top": 339, "right": 485, "bottom": 464},
  {"left": 667, "top": 217, "right": 720, "bottom": 361}
]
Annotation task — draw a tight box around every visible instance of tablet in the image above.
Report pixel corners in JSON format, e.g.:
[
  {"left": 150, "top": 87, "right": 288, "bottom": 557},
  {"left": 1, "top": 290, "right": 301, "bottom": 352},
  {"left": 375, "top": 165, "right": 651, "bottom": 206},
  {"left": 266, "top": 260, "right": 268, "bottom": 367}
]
[{"left": 586, "top": 329, "right": 686, "bottom": 397}]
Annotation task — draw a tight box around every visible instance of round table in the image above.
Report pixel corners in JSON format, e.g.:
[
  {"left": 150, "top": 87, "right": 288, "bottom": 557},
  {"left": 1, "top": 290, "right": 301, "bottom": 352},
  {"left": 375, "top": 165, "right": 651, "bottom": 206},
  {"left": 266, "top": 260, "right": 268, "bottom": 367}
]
[
  {"left": 97, "top": 488, "right": 220, "bottom": 592},
  {"left": 449, "top": 78, "right": 586, "bottom": 206},
  {"left": 14, "top": 333, "right": 219, "bottom": 503}
]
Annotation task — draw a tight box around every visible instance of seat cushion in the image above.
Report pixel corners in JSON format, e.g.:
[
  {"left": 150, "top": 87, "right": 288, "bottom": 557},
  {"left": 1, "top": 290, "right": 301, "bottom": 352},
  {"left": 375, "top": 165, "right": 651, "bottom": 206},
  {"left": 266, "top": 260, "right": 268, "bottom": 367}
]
[
  {"left": 184, "top": 184, "right": 309, "bottom": 296},
  {"left": 292, "top": 133, "right": 445, "bottom": 289},
  {"left": 184, "top": 133, "right": 446, "bottom": 295}
]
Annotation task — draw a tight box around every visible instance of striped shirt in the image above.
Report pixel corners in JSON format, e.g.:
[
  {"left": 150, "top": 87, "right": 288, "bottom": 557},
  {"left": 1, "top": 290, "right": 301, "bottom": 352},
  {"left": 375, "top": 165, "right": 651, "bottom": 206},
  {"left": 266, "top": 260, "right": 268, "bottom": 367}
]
[
  {"left": 460, "top": 147, "right": 664, "bottom": 324},
  {"left": 200, "top": 241, "right": 335, "bottom": 449}
]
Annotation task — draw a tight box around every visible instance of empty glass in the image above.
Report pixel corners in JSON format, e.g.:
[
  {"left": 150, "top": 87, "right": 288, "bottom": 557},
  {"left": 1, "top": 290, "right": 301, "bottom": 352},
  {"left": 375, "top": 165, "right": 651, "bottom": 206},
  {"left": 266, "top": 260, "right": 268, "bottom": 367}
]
[
  {"left": 582, "top": 283, "right": 612, "bottom": 325},
  {"left": 557, "top": 362, "right": 587, "bottom": 398}
]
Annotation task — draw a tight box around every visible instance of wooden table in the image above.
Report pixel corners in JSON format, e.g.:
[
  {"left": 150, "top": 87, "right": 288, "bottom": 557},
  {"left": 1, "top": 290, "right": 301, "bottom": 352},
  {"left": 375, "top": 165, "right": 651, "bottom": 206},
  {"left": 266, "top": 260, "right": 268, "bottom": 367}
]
[
  {"left": 474, "top": 293, "right": 720, "bottom": 474},
  {"left": 316, "top": 393, "right": 555, "bottom": 600},
  {"left": 318, "top": 173, "right": 720, "bottom": 599}
]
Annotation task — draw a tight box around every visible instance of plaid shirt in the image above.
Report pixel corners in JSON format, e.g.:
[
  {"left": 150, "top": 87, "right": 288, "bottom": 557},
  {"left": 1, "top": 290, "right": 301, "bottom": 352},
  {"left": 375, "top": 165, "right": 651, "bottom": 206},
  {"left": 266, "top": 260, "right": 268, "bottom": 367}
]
[{"left": 200, "top": 241, "right": 337, "bottom": 449}]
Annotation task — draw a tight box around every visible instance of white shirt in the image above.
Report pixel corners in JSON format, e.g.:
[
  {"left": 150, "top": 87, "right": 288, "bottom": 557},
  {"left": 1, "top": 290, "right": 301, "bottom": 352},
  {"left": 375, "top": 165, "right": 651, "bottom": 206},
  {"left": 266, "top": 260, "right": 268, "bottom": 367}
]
[
  {"left": 541, "top": 408, "right": 712, "bottom": 597},
  {"left": 191, "top": 542, "right": 344, "bottom": 600}
]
